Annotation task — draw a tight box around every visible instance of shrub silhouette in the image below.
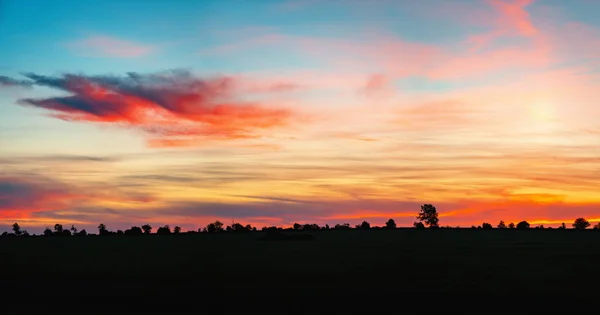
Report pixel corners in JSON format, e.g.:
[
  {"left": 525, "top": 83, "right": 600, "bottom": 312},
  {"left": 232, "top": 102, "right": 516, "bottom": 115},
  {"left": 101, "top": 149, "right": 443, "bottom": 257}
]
[
  {"left": 516, "top": 221, "right": 530, "bottom": 230},
  {"left": 413, "top": 222, "right": 425, "bottom": 229},
  {"left": 156, "top": 225, "right": 172, "bottom": 235},
  {"left": 125, "top": 226, "right": 143, "bottom": 236}
]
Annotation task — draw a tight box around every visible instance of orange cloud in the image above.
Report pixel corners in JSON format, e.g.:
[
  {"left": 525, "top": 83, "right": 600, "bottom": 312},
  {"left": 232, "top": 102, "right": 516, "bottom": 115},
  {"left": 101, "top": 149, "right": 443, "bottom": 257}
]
[{"left": 12, "top": 71, "right": 292, "bottom": 147}]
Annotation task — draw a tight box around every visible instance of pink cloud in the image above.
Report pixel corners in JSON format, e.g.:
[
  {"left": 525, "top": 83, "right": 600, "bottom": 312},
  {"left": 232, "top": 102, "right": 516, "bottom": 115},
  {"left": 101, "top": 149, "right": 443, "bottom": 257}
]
[
  {"left": 489, "top": 0, "right": 537, "bottom": 37},
  {"left": 67, "top": 35, "right": 155, "bottom": 58}
]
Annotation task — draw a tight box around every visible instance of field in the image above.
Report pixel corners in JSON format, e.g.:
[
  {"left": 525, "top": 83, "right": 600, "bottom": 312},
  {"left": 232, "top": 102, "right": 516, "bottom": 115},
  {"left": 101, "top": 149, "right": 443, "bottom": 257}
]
[{"left": 2, "top": 229, "right": 599, "bottom": 311}]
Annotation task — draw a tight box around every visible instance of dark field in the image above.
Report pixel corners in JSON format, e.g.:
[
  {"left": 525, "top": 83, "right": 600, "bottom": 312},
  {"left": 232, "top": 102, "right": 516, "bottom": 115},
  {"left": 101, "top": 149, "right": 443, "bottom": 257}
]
[{"left": 3, "top": 229, "right": 599, "bottom": 311}]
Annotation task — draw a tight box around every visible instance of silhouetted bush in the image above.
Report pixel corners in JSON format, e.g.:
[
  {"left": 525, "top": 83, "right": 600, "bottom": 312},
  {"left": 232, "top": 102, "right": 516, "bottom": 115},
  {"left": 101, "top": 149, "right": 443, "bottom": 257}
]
[
  {"left": 516, "top": 221, "right": 530, "bottom": 230},
  {"left": 414, "top": 222, "right": 425, "bottom": 229},
  {"left": 156, "top": 225, "right": 172, "bottom": 235},
  {"left": 125, "top": 226, "right": 143, "bottom": 236},
  {"left": 385, "top": 219, "right": 396, "bottom": 229}
]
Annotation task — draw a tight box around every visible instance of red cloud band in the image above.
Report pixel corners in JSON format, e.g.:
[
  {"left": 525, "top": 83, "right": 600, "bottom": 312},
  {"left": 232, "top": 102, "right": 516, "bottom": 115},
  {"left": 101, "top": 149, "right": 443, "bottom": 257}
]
[{"left": 16, "top": 71, "right": 291, "bottom": 147}]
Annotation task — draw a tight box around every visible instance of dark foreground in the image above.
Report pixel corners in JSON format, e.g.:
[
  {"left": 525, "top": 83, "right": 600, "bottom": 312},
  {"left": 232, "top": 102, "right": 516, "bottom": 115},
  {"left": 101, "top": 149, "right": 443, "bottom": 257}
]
[{"left": 3, "top": 229, "right": 599, "bottom": 312}]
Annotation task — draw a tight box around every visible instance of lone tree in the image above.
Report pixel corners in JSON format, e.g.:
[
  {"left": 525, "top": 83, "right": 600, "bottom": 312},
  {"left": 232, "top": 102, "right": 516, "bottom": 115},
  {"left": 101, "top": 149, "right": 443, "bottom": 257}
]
[
  {"left": 497, "top": 221, "right": 506, "bottom": 229},
  {"left": 416, "top": 204, "right": 439, "bottom": 228},
  {"left": 572, "top": 218, "right": 590, "bottom": 230},
  {"left": 385, "top": 219, "right": 397, "bottom": 229},
  {"left": 12, "top": 223, "right": 22, "bottom": 236},
  {"left": 482, "top": 222, "right": 493, "bottom": 229},
  {"left": 508, "top": 222, "right": 515, "bottom": 229}
]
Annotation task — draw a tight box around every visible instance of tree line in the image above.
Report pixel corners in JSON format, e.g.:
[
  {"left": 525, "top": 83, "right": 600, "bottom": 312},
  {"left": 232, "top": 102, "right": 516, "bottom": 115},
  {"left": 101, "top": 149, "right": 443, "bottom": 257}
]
[{"left": 2, "top": 204, "right": 600, "bottom": 237}]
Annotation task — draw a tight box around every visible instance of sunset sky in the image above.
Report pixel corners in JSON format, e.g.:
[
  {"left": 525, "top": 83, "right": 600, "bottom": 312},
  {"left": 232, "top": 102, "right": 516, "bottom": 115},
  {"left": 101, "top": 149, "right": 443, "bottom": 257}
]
[{"left": 1, "top": 0, "right": 600, "bottom": 233}]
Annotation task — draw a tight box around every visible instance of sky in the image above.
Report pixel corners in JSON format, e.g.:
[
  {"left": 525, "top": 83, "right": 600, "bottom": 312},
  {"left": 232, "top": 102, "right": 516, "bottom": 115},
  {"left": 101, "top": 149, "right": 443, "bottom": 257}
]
[{"left": 1, "top": 0, "right": 600, "bottom": 233}]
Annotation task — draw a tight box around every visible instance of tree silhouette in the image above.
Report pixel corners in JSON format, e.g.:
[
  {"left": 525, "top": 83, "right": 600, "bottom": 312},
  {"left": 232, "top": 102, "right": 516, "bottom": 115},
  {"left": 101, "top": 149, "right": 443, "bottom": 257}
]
[
  {"left": 173, "top": 226, "right": 181, "bottom": 234},
  {"left": 229, "top": 222, "right": 248, "bottom": 232},
  {"left": 572, "top": 218, "right": 590, "bottom": 230},
  {"left": 413, "top": 222, "right": 425, "bottom": 229},
  {"left": 302, "top": 224, "right": 319, "bottom": 231},
  {"left": 12, "top": 223, "right": 21, "bottom": 236},
  {"left": 141, "top": 224, "right": 152, "bottom": 235},
  {"left": 43, "top": 227, "right": 53, "bottom": 236},
  {"left": 334, "top": 223, "right": 350, "bottom": 230},
  {"left": 482, "top": 222, "right": 492, "bottom": 229},
  {"left": 516, "top": 221, "right": 530, "bottom": 229},
  {"left": 125, "top": 226, "right": 143, "bottom": 236},
  {"left": 497, "top": 221, "right": 506, "bottom": 229},
  {"left": 206, "top": 221, "right": 224, "bottom": 233},
  {"left": 98, "top": 223, "right": 108, "bottom": 235},
  {"left": 385, "top": 219, "right": 397, "bottom": 229},
  {"left": 70, "top": 225, "right": 78, "bottom": 235},
  {"left": 593, "top": 222, "right": 600, "bottom": 230},
  {"left": 358, "top": 221, "right": 371, "bottom": 229},
  {"left": 54, "top": 224, "right": 63, "bottom": 233},
  {"left": 293, "top": 223, "right": 302, "bottom": 231},
  {"left": 156, "top": 225, "right": 171, "bottom": 235},
  {"left": 416, "top": 204, "right": 439, "bottom": 228},
  {"left": 508, "top": 222, "right": 515, "bottom": 229}
]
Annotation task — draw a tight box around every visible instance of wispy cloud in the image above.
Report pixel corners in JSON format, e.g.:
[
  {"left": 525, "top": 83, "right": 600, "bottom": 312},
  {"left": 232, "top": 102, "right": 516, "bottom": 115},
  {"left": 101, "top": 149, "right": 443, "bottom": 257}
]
[{"left": 66, "top": 35, "right": 155, "bottom": 58}]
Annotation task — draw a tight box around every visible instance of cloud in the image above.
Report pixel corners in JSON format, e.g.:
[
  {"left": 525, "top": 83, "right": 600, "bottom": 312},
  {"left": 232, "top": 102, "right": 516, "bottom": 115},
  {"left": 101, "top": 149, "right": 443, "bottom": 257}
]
[
  {"left": 489, "top": 0, "right": 537, "bottom": 37},
  {"left": 0, "top": 175, "right": 154, "bottom": 220},
  {"left": 66, "top": 35, "right": 155, "bottom": 58},
  {"left": 0, "top": 75, "right": 32, "bottom": 88},
  {"left": 0, "top": 154, "right": 118, "bottom": 165},
  {"left": 9, "top": 70, "right": 293, "bottom": 147},
  {"left": 359, "top": 74, "right": 391, "bottom": 97},
  {"left": 228, "top": 195, "right": 315, "bottom": 204},
  {"left": 0, "top": 177, "right": 84, "bottom": 218}
]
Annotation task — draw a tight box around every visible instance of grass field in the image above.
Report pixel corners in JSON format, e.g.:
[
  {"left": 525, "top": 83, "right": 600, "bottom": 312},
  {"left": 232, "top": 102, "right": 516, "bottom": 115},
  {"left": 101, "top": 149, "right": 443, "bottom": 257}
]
[{"left": 2, "top": 229, "right": 598, "bottom": 310}]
